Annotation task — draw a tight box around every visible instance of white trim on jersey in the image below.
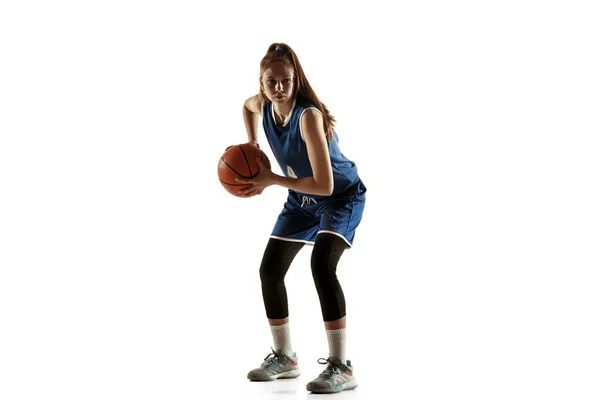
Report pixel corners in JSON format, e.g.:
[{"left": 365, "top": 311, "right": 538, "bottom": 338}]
[
  {"left": 270, "top": 99, "right": 296, "bottom": 127},
  {"left": 299, "top": 107, "right": 323, "bottom": 142}
]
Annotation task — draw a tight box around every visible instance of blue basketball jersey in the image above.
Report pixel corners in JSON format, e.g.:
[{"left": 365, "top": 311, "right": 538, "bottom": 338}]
[{"left": 262, "top": 99, "right": 360, "bottom": 199}]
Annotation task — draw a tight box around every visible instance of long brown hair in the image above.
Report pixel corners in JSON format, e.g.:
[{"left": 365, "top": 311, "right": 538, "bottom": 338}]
[{"left": 258, "top": 43, "right": 336, "bottom": 141}]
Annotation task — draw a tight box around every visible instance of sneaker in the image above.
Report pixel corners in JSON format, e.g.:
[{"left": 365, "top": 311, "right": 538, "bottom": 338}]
[
  {"left": 305, "top": 356, "right": 358, "bottom": 394},
  {"left": 247, "top": 348, "right": 301, "bottom": 381}
]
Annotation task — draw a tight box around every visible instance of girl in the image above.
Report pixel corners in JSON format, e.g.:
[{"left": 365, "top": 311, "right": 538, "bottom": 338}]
[{"left": 238, "top": 43, "right": 366, "bottom": 394}]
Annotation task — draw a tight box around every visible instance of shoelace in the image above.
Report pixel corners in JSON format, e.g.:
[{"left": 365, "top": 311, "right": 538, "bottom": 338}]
[
  {"left": 317, "top": 357, "right": 343, "bottom": 378},
  {"left": 261, "top": 347, "right": 285, "bottom": 367}
]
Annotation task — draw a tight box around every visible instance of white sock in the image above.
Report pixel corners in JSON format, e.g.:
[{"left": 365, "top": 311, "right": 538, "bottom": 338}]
[
  {"left": 326, "top": 328, "right": 346, "bottom": 364},
  {"left": 270, "top": 323, "right": 293, "bottom": 356}
]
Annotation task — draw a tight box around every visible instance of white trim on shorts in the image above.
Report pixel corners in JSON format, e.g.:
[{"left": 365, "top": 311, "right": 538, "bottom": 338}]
[
  {"left": 317, "top": 230, "right": 352, "bottom": 247},
  {"left": 269, "top": 231, "right": 353, "bottom": 248},
  {"left": 269, "top": 236, "right": 315, "bottom": 245}
]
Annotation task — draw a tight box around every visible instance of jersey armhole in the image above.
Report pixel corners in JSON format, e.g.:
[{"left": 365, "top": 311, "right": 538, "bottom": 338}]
[{"left": 299, "top": 107, "right": 323, "bottom": 142}]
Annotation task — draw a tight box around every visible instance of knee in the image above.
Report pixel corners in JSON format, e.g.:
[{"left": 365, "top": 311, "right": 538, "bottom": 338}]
[
  {"left": 258, "top": 238, "right": 302, "bottom": 284},
  {"left": 260, "top": 259, "right": 285, "bottom": 284},
  {"left": 311, "top": 252, "right": 336, "bottom": 283},
  {"left": 311, "top": 235, "right": 345, "bottom": 282}
]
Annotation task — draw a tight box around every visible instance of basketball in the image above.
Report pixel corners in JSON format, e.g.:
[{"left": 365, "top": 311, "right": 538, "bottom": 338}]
[{"left": 218, "top": 143, "right": 272, "bottom": 197}]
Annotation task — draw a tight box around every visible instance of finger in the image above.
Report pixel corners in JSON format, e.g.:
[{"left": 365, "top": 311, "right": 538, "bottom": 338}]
[
  {"left": 239, "top": 190, "right": 257, "bottom": 197},
  {"left": 238, "top": 185, "right": 256, "bottom": 196},
  {"left": 239, "top": 185, "right": 262, "bottom": 196},
  {"left": 235, "top": 178, "right": 251, "bottom": 184}
]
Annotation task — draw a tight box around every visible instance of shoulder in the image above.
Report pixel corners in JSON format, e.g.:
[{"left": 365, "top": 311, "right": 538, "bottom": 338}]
[
  {"left": 300, "top": 107, "right": 324, "bottom": 124},
  {"left": 299, "top": 107, "right": 325, "bottom": 142},
  {"left": 299, "top": 98, "right": 324, "bottom": 126},
  {"left": 296, "top": 98, "right": 323, "bottom": 121},
  {"left": 244, "top": 94, "right": 263, "bottom": 116}
]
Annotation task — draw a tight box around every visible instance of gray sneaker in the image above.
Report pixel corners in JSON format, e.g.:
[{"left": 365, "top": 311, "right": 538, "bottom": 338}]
[
  {"left": 305, "top": 356, "right": 358, "bottom": 394},
  {"left": 247, "top": 348, "right": 301, "bottom": 381}
]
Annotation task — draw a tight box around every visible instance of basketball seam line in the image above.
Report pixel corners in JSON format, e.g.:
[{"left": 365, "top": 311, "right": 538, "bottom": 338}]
[
  {"left": 239, "top": 145, "right": 253, "bottom": 177},
  {"left": 220, "top": 156, "right": 252, "bottom": 179},
  {"left": 218, "top": 178, "right": 251, "bottom": 187}
]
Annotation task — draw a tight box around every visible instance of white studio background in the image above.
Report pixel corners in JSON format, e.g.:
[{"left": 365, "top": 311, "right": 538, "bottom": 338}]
[{"left": 1, "top": 1, "right": 599, "bottom": 400}]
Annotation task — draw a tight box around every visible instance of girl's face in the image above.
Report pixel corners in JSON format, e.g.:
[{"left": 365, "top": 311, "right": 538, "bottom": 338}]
[{"left": 260, "top": 62, "right": 295, "bottom": 105}]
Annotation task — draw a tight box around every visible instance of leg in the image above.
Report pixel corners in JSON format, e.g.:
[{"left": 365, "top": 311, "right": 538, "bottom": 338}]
[
  {"left": 311, "top": 232, "right": 349, "bottom": 361},
  {"left": 306, "top": 187, "right": 365, "bottom": 393},
  {"left": 311, "top": 233, "right": 348, "bottom": 323},
  {"left": 306, "top": 233, "right": 358, "bottom": 393},
  {"left": 260, "top": 238, "right": 303, "bottom": 356},
  {"left": 259, "top": 238, "right": 304, "bottom": 322},
  {"left": 324, "top": 316, "right": 346, "bottom": 330},
  {"left": 247, "top": 238, "right": 304, "bottom": 382}
]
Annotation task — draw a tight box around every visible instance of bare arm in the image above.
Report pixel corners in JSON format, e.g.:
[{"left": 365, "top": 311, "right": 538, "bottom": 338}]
[
  {"left": 243, "top": 94, "right": 261, "bottom": 146},
  {"left": 270, "top": 109, "right": 334, "bottom": 196}
]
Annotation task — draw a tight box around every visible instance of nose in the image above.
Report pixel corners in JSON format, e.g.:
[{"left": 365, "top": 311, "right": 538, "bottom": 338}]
[{"left": 275, "top": 81, "right": 283, "bottom": 92}]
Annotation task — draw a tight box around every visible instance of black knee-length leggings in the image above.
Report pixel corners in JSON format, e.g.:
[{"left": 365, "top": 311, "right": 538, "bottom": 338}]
[{"left": 259, "top": 233, "right": 348, "bottom": 322}]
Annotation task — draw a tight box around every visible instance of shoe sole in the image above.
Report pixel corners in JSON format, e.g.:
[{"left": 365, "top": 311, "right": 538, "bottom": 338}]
[
  {"left": 307, "top": 379, "right": 358, "bottom": 393},
  {"left": 248, "top": 369, "right": 301, "bottom": 381}
]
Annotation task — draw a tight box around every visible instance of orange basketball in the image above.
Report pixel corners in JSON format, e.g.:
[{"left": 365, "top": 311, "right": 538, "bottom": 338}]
[{"left": 217, "top": 143, "right": 272, "bottom": 197}]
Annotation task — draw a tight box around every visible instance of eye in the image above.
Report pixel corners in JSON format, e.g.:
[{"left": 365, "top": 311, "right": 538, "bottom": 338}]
[
  {"left": 283, "top": 78, "right": 291, "bottom": 84},
  {"left": 267, "top": 79, "right": 275, "bottom": 85}
]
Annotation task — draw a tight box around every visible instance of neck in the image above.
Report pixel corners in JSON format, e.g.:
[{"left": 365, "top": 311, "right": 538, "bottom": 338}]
[{"left": 273, "top": 101, "right": 293, "bottom": 122}]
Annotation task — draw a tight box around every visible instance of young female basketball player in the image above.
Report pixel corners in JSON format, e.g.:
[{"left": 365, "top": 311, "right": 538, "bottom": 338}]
[{"left": 236, "top": 43, "right": 366, "bottom": 394}]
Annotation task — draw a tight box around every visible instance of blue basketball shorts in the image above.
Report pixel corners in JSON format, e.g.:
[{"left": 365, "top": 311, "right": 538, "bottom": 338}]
[{"left": 270, "top": 180, "right": 367, "bottom": 248}]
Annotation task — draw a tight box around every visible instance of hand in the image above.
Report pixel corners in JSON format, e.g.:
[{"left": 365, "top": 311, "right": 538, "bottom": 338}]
[{"left": 235, "top": 157, "right": 275, "bottom": 197}]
